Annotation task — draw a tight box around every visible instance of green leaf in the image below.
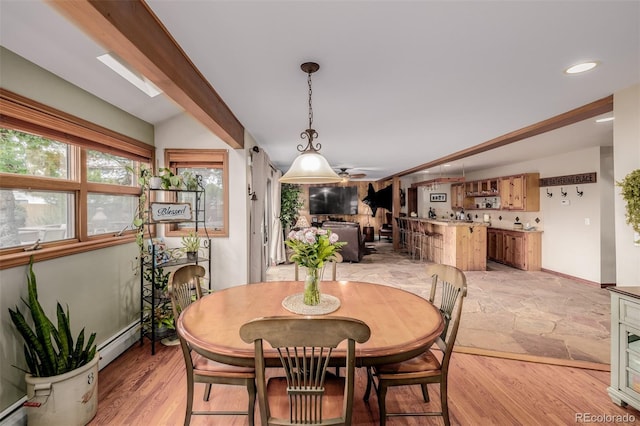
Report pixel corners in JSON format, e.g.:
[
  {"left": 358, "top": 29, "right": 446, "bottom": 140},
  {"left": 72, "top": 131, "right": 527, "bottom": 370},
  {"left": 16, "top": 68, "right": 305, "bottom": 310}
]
[{"left": 7, "top": 258, "right": 97, "bottom": 377}]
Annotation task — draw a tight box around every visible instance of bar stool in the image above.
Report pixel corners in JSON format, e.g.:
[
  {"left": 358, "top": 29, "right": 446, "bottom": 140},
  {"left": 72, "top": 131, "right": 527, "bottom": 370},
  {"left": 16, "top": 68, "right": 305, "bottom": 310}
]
[
  {"left": 423, "top": 225, "right": 434, "bottom": 262},
  {"left": 409, "top": 219, "right": 425, "bottom": 261},
  {"left": 397, "top": 217, "right": 408, "bottom": 252}
]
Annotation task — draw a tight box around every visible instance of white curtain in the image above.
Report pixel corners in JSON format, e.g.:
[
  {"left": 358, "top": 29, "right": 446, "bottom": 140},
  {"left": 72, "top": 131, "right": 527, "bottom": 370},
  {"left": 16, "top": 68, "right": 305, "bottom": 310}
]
[
  {"left": 270, "top": 167, "right": 286, "bottom": 265},
  {"left": 249, "top": 148, "right": 268, "bottom": 283}
]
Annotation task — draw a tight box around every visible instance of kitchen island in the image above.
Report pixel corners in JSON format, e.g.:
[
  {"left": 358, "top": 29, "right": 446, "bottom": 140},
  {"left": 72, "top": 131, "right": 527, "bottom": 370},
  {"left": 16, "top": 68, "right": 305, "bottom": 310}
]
[{"left": 404, "top": 217, "right": 488, "bottom": 271}]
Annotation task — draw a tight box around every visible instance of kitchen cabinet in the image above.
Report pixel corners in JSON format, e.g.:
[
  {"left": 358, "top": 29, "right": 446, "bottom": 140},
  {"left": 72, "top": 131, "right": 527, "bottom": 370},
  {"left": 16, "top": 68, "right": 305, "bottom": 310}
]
[
  {"left": 487, "top": 228, "right": 541, "bottom": 271},
  {"left": 459, "top": 173, "right": 539, "bottom": 211},
  {"left": 503, "top": 232, "right": 525, "bottom": 269},
  {"left": 464, "top": 178, "right": 499, "bottom": 197},
  {"left": 609, "top": 287, "right": 640, "bottom": 411},
  {"left": 499, "top": 173, "right": 540, "bottom": 211},
  {"left": 450, "top": 183, "right": 465, "bottom": 209},
  {"left": 487, "top": 228, "right": 504, "bottom": 262}
]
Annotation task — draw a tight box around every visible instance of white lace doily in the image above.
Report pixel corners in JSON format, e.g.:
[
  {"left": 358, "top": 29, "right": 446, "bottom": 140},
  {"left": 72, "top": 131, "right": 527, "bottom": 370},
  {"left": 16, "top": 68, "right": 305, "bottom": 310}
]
[{"left": 282, "top": 293, "right": 341, "bottom": 315}]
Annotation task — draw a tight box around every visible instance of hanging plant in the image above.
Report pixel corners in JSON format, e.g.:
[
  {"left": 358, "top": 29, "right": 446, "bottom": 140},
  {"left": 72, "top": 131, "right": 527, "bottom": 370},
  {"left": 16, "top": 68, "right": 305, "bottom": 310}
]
[{"left": 617, "top": 169, "right": 640, "bottom": 243}]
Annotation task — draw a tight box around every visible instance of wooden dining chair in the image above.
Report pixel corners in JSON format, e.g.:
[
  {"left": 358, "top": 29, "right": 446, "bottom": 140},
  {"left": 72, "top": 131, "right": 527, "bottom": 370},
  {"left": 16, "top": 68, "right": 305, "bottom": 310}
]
[
  {"left": 240, "top": 316, "right": 371, "bottom": 426},
  {"left": 169, "top": 265, "right": 256, "bottom": 426},
  {"left": 363, "top": 264, "right": 467, "bottom": 426},
  {"left": 293, "top": 252, "right": 343, "bottom": 281}
]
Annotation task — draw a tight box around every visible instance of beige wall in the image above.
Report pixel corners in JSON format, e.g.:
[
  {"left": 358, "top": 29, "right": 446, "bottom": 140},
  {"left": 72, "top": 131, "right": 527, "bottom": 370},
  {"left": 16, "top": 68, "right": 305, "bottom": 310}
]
[
  {"left": 0, "top": 46, "right": 154, "bottom": 144},
  {"left": 153, "top": 113, "right": 251, "bottom": 289},
  {"left": 407, "top": 141, "right": 616, "bottom": 284},
  {"left": 614, "top": 84, "right": 640, "bottom": 286},
  {"left": 0, "top": 48, "right": 154, "bottom": 412}
]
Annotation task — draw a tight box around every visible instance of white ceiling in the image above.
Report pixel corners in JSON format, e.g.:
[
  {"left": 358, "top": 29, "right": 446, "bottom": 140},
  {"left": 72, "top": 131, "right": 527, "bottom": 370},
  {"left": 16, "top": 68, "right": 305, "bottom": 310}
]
[{"left": 1, "top": 1, "right": 637, "bottom": 181}]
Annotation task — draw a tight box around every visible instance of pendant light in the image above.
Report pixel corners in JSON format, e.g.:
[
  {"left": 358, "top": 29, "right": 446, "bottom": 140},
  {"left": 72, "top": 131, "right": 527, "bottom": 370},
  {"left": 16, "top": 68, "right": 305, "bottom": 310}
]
[{"left": 279, "top": 62, "right": 342, "bottom": 184}]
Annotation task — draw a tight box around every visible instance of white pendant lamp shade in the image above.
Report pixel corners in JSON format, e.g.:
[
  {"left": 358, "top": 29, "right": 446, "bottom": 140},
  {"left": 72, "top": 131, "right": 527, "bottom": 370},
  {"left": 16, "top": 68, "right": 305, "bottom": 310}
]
[
  {"left": 279, "top": 61, "right": 341, "bottom": 184},
  {"left": 280, "top": 151, "right": 342, "bottom": 183}
]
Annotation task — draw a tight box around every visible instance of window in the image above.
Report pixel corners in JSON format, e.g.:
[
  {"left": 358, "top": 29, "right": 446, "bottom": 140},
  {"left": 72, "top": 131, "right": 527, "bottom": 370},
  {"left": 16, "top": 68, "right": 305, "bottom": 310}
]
[
  {"left": 164, "top": 149, "right": 228, "bottom": 237},
  {"left": 0, "top": 89, "right": 153, "bottom": 268}
]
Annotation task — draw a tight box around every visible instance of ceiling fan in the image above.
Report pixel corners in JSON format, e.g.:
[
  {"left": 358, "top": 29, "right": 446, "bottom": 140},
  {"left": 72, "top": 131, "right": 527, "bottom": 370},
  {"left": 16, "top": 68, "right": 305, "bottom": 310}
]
[{"left": 337, "top": 168, "right": 367, "bottom": 181}]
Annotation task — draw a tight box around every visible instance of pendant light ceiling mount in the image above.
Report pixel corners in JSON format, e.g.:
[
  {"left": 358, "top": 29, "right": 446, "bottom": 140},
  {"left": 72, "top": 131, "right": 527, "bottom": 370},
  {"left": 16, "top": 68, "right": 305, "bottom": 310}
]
[{"left": 279, "top": 61, "right": 342, "bottom": 184}]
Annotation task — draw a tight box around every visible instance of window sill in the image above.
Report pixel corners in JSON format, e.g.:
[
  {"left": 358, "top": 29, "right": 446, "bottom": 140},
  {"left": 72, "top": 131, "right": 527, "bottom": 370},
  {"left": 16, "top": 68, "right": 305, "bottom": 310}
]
[{"left": 0, "top": 235, "right": 137, "bottom": 270}]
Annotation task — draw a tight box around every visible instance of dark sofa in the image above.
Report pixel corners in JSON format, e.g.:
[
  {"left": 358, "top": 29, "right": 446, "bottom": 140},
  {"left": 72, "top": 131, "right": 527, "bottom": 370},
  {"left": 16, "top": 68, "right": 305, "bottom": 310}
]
[{"left": 321, "top": 221, "right": 365, "bottom": 263}]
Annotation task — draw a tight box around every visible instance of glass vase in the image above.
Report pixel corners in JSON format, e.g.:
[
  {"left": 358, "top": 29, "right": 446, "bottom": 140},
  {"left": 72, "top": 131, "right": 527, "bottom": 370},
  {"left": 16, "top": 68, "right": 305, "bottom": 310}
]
[{"left": 303, "top": 267, "right": 321, "bottom": 306}]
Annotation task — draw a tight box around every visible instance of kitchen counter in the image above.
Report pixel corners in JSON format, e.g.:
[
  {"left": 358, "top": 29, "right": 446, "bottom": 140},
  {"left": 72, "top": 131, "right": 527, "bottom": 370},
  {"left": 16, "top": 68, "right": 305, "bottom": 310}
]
[
  {"left": 403, "top": 217, "right": 487, "bottom": 271},
  {"left": 488, "top": 226, "right": 543, "bottom": 233}
]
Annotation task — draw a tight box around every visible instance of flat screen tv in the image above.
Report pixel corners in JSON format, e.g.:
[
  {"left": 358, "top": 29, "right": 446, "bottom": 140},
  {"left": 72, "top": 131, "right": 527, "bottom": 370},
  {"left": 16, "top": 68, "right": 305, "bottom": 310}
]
[{"left": 309, "top": 186, "right": 358, "bottom": 215}]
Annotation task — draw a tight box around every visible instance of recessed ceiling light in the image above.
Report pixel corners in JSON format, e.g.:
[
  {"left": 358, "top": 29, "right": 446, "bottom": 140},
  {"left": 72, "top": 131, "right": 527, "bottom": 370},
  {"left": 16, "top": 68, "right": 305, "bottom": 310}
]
[
  {"left": 595, "top": 116, "right": 615, "bottom": 123},
  {"left": 97, "top": 53, "right": 162, "bottom": 97},
  {"left": 564, "top": 61, "right": 599, "bottom": 75},
  {"left": 443, "top": 164, "right": 451, "bottom": 167}
]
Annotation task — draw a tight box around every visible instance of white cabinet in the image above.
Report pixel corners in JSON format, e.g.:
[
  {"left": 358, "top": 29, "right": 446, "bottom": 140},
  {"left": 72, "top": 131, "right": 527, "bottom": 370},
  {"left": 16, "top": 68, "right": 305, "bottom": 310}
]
[{"left": 609, "top": 287, "right": 640, "bottom": 411}]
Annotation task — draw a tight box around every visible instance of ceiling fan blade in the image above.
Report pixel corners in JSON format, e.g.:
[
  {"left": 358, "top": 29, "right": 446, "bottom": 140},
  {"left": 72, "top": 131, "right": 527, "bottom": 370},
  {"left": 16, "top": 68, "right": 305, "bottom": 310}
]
[{"left": 349, "top": 173, "right": 366, "bottom": 179}]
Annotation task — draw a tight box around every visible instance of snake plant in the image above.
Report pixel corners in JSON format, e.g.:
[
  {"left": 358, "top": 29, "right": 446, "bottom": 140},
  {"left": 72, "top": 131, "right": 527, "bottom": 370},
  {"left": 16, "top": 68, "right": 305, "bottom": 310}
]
[{"left": 8, "top": 259, "right": 97, "bottom": 377}]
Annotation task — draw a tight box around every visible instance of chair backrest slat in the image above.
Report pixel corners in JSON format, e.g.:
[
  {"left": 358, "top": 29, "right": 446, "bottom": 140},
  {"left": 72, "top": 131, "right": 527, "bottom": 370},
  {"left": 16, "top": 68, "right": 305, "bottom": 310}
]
[
  {"left": 240, "top": 316, "right": 370, "bottom": 425},
  {"left": 425, "top": 264, "right": 467, "bottom": 359},
  {"left": 169, "top": 264, "right": 206, "bottom": 320}
]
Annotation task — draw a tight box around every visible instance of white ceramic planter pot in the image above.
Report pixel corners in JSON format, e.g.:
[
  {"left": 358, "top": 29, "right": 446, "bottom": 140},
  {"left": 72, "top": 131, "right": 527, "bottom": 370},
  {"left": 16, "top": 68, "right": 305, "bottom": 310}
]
[
  {"left": 149, "top": 176, "right": 162, "bottom": 189},
  {"left": 25, "top": 353, "right": 99, "bottom": 426}
]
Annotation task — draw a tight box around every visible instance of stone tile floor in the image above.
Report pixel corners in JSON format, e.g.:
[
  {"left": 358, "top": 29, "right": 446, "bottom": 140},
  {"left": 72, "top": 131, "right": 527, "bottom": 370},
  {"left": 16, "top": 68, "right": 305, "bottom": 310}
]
[{"left": 267, "top": 241, "right": 610, "bottom": 364}]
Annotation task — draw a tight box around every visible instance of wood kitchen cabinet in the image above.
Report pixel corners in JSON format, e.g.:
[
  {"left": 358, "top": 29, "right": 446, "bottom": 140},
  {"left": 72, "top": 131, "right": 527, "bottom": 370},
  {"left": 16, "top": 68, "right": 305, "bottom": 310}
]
[
  {"left": 450, "top": 183, "right": 465, "bottom": 209},
  {"left": 487, "top": 228, "right": 504, "bottom": 263},
  {"left": 499, "top": 173, "right": 540, "bottom": 211},
  {"left": 503, "top": 232, "right": 525, "bottom": 269},
  {"left": 487, "top": 228, "right": 541, "bottom": 271}
]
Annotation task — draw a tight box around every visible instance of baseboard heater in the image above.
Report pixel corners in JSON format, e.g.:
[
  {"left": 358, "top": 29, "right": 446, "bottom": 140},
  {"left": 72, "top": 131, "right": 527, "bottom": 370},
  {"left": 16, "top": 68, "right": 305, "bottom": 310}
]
[{"left": 0, "top": 320, "right": 140, "bottom": 425}]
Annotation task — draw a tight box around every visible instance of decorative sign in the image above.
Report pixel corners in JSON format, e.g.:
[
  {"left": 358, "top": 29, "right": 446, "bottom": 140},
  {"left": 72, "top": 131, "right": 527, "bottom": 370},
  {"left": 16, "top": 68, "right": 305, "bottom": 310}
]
[
  {"left": 539, "top": 172, "right": 597, "bottom": 187},
  {"left": 430, "top": 193, "right": 447, "bottom": 202},
  {"left": 151, "top": 202, "right": 192, "bottom": 222}
]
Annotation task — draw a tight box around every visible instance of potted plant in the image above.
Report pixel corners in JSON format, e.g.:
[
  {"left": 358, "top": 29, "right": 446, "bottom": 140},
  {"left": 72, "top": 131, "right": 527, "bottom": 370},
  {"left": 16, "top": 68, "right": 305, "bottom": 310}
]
[
  {"left": 181, "top": 230, "right": 201, "bottom": 261},
  {"left": 158, "top": 167, "right": 183, "bottom": 189},
  {"left": 618, "top": 168, "right": 640, "bottom": 244},
  {"left": 181, "top": 170, "right": 199, "bottom": 191},
  {"left": 280, "top": 183, "right": 303, "bottom": 234},
  {"left": 143, "top": 266, "right": 171, "bottom": 294},
  {"left": 143, "top": 303, "right": 175, "bottom": 335},
  {"left": 8, "top": 259, "right": 98, "bottom": 426},
  {"left": 285, "top": 228, "right": 346, "bottom": 305}
]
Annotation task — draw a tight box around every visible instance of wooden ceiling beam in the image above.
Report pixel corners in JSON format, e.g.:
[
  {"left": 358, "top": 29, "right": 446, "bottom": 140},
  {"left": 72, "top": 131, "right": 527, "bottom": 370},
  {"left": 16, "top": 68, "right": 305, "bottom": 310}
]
[
  {"left": 382, "top": 95, "right": 613, "bottom": 182},
  {"left": 47, "top": 0, "right": 244, "bottom": 149}
]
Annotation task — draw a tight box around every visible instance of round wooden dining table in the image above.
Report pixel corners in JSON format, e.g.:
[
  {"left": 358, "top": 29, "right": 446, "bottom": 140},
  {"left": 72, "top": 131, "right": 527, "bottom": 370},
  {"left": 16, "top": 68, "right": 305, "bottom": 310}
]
[{"left": 177, "top": 280, "right": 444, "bottom": 368}]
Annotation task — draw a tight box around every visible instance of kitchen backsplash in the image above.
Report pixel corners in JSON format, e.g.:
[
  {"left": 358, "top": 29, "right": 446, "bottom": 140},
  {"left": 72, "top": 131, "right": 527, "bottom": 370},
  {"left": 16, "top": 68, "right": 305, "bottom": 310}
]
[{"left": 422, "top": 206, "right": 544, "bottom": 231}]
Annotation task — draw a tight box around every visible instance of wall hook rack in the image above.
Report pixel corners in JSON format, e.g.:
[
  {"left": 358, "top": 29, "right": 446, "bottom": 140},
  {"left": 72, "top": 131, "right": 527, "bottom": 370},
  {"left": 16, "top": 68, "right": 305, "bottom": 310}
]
[
  {"left": 560, "top": 187, "right": 568, "bottom": 197},
  {"left": 576, "top": 186, "right": 583, "bottom": 197},
  {"left": 546, "top": 188, "right": 553, "bottom": 197}
]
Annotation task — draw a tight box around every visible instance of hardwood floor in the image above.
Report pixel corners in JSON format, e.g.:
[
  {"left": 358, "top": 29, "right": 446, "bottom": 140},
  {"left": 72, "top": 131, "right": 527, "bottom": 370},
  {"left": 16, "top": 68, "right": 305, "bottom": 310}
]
[{"left": 90, "top": 340, "right": 640, "bottom": 425}]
